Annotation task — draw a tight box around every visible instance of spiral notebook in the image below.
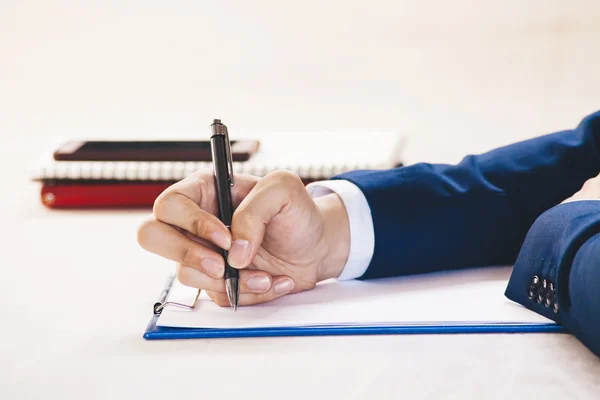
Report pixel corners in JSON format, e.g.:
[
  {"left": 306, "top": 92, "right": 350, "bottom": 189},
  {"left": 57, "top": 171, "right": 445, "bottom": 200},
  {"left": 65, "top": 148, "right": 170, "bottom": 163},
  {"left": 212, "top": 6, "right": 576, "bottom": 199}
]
[
  {"left": 30, "top": 131, "right": 406, "bottom": 208},
  {"left": 144, "top": 266, "right": 565, "bottom": 340}
]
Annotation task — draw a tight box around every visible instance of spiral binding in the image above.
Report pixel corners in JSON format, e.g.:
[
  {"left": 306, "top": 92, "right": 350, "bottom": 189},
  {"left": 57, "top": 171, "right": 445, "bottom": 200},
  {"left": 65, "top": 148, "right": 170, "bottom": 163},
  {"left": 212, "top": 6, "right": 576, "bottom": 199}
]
[{"left": 32, "top": 160, "right": 389, "bottom": 182}]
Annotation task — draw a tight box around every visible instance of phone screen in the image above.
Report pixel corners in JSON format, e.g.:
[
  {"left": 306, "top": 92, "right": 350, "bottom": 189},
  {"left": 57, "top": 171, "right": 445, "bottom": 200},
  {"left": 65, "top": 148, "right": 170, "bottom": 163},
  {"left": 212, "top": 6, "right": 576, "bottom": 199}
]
[
  {"left": 54, "top": 140, "right": 248, "bottom": 162},
  {"left": 77, "top": 141, "right": 236, "bottom": 152}
]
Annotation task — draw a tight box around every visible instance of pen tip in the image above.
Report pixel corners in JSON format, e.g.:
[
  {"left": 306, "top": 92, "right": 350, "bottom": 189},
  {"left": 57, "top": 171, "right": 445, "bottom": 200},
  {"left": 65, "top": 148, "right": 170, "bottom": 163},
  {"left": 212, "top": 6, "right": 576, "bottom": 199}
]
[{"left": 225, "top": 278, "right": 239, "bottom": 312}]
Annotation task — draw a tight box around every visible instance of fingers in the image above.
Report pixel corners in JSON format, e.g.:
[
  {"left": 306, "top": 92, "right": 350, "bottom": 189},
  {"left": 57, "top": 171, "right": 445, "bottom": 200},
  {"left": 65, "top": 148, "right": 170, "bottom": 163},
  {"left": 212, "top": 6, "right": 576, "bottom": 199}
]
[
  {"left": 137, "top": 215, "right": 225, "bottom": 278},
  {"left": 205, "top": 276, "right": 296, "bottom": 307},
  {"left": 228, "top": 170, "right": 304, "bottom": 268},
  {"left": 177, "top": 264, "right": 288, "bottom": 294},
  {"left": 153, "top": 174, "right": 232, "bottom": 249}
]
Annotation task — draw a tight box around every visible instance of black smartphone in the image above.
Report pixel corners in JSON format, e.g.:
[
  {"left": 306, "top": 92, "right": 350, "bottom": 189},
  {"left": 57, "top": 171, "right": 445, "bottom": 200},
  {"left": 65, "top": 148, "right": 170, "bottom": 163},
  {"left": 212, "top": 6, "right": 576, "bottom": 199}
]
[{"left": 53, "top": 140, "right": 260, "bottom": 162}]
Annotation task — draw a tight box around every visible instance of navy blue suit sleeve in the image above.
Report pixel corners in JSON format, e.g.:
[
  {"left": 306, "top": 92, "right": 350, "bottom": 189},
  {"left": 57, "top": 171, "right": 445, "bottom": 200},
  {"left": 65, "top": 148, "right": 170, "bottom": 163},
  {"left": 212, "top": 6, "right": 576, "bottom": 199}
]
[
  {"left": 333, "top": 111, "right": 600, "bottom": 280},
  {"left": 505, "top": 201, "right": 600, "bottom": 356}
]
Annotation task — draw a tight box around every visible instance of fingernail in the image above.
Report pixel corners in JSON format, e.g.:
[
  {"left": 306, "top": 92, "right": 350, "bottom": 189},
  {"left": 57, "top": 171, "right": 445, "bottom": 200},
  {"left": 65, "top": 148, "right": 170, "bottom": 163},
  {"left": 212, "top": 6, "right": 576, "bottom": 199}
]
[
  {"left": 202, "top": 257, "right": 224, "bottom": 279},
  {"left": 211, "top": 231, "right": 231, "bottom": 250},
  {"left": 273, "top": 278, "right": 294, "bottom": 295},
  {"left": 228, "top": 239, "right": 251, "bottom": 268},
  {"left": 246, "top": 275, "right": 271, "bottom": 292}
]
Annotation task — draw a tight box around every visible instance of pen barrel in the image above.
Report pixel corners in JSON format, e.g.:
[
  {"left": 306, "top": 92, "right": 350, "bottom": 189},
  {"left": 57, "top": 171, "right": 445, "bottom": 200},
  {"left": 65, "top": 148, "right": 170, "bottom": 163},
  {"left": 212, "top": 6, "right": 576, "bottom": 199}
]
[
  {"left": 223, "top": 251, "right": 238, "bottom": 280},
  {"left": 210, "top": 132, "right": 239, "bottom": 281},
  {"left": 210, "top": 135, "right": 233, "bottom": 226}
]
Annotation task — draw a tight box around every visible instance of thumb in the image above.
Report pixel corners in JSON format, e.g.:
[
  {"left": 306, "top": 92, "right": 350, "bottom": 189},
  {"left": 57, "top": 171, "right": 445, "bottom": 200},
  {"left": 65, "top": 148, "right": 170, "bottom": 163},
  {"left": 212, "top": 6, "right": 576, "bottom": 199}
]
[{"left": 228, "top": 171, "right": 302, "bottom": 268}]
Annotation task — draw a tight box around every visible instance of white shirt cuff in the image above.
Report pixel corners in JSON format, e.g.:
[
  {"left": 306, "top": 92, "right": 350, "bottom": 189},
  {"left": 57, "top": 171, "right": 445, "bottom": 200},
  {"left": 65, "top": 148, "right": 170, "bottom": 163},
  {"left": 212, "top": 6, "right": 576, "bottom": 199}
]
[{"left": 306, "top": 180, "right": 375, "bottom": 280}]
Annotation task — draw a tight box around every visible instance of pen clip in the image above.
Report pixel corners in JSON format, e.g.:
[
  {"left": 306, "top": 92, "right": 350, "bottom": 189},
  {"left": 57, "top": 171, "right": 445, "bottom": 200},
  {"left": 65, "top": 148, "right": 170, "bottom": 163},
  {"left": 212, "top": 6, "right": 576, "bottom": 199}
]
[{"left": 223, "top": 126, "right": 234, "bottom": 186}]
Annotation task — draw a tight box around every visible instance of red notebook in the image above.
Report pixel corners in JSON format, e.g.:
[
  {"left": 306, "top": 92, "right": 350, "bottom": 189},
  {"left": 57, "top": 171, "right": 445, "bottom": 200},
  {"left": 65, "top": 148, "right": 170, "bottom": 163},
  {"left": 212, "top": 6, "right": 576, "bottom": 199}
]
[
  {"left": 40, "top": 181, "right": 172, "bottom": 208},
  {"left": 40, "top": 179, "right": 315, "bottom": 208}
]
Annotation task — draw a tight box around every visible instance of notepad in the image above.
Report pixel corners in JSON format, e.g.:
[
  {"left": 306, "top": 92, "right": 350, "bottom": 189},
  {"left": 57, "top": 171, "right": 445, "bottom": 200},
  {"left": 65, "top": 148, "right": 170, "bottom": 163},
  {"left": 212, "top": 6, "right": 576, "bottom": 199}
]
[{"left": 151, "top": 266, "right": 558, "bottom": 336}]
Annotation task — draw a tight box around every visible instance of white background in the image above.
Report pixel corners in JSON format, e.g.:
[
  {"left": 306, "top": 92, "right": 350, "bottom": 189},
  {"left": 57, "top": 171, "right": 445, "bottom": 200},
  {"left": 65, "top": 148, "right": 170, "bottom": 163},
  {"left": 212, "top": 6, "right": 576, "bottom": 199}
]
[{"left": 1, "top": 1, "right": 600, "bottom": 398}]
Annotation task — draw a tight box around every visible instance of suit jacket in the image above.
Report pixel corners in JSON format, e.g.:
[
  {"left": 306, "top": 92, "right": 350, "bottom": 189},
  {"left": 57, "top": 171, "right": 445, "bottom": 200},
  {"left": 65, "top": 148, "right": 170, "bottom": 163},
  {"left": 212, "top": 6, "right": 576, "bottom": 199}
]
[{"left": 334, "top": 110, "right": 600, "bottom": 357}]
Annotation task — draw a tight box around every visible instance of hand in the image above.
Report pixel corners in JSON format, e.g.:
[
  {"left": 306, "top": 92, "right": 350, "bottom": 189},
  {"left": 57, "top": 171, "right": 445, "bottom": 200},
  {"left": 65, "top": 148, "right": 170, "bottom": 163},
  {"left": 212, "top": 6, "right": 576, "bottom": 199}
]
[
  {"left": 137, "top": 170, "right": 350, "bottom": 307},
  {"left": 562, "top": 172, "right": 600, "bottom": 203}
]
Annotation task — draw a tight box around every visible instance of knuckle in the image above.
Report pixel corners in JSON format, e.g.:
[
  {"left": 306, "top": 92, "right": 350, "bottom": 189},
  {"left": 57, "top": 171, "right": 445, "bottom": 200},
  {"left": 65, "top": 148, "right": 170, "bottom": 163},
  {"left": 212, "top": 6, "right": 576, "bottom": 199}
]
[
  {"left": 180, "top": 246, "right": 197, "bottom": 266},
  {"left": 191, "top": 217, "right": 211, "bottom": 238},
  {"left": 190, "top": 170, "right": 212, "bottom": 181},
  {"left": 193, "top": 173, "right": 210, "bottom": 195},
  {"left": 188, "top": 173, "right": 211, "bottom": 201},
  {"left": 268, "top": 170, "right": 302, "bottom": 187}
]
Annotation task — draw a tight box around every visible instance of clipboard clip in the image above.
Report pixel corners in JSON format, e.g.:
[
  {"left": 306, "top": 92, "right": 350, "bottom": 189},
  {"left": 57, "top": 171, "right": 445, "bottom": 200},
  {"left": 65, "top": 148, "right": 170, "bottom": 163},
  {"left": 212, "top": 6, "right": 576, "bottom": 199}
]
[{"left": 153, "top": 274, "right": 201, "bottom": 314}]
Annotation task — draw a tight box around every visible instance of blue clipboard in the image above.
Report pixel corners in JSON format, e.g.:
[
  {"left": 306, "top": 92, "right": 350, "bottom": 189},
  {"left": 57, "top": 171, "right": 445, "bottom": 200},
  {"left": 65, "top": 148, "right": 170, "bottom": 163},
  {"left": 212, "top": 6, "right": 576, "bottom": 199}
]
[
  {"left": 143, "top": 313, "right": 565, "bottom": 340},
  {"left": 143, "top": 273, "right": 567, "bottom": 340}
]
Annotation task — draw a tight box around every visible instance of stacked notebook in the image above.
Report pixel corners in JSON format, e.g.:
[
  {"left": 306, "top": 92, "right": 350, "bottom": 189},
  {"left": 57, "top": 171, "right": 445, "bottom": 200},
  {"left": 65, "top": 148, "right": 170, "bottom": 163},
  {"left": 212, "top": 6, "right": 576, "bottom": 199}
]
[{"left": 30, "top": 131, "right": 406, "bottom": 208}]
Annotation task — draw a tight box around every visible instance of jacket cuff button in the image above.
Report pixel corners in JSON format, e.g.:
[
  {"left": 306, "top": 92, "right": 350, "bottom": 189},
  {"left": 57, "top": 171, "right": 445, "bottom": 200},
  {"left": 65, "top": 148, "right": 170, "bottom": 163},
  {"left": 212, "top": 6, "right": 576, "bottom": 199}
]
[
  {"left": 528, "top": 275, "right": 540, "bottom": 299},
  {"left": 544, "top": 282, "right": 555, "bottom": 308},
  {"left": 536, "top": 279, "right": 548, "bottom": 304}
]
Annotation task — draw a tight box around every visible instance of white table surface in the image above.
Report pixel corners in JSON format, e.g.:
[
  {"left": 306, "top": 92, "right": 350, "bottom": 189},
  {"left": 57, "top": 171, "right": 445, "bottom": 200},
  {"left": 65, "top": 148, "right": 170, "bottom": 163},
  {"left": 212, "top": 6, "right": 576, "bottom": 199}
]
[{"left": 1, "top": 1, "right": 600, "bottom": 398}]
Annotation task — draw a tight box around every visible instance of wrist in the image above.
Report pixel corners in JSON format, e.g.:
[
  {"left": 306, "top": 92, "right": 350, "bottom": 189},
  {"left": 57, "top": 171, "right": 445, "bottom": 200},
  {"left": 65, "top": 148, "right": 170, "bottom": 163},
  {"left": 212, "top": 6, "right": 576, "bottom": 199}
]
[{"left": 313, "top": 193, "right": 350, "bottom": 281}]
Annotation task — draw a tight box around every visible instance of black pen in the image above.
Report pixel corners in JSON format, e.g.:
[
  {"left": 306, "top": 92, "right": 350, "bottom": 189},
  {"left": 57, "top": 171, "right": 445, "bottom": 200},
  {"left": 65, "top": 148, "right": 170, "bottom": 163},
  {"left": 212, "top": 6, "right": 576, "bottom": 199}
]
[{"left": 209, "top": 119, "right": 239, "bottom": 310}]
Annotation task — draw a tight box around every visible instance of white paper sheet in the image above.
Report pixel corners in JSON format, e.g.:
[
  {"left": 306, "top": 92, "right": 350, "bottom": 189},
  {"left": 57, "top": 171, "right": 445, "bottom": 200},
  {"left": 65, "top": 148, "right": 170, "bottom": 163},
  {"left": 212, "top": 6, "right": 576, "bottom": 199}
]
[{"left": 156, "top": 266, "right": 552, "bottom": 329}]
